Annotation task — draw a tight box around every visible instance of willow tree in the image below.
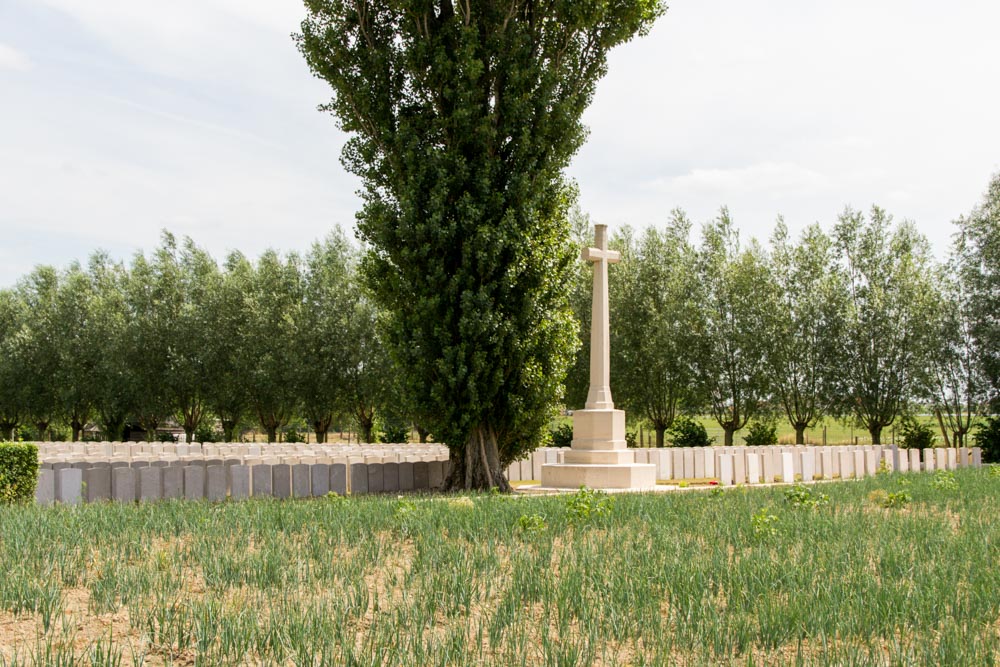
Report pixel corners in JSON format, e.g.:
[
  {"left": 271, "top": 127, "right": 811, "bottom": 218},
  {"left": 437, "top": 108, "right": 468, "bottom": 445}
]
[{"left": 298, "top": 0, "right": 664, "bottom": 489}]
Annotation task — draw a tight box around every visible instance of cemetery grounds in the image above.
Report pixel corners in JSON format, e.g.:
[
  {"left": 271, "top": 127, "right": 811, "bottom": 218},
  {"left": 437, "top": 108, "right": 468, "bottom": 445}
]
[{"left": 1, "top": 467, "right": 999, "bottom": 666}]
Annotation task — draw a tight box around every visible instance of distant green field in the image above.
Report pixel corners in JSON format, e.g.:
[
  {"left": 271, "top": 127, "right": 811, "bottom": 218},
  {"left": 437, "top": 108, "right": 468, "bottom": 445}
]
[
  {"left": 2, "top": 468, "right": 999, "bottom": 665},
  {"left": 611, "top": 415, "right": 966, "bottom": 447}
]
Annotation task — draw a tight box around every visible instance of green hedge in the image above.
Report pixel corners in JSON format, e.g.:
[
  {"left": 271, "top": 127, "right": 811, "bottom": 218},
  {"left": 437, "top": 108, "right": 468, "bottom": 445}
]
[{"left": 0, "top": 442, "right": 39, "bottom": 503}]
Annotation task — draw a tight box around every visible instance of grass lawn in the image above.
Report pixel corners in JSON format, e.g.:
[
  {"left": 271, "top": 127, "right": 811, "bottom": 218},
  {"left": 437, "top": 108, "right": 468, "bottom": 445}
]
[{"left": 2, "top": 468, "right": 999, "bottom": 665}]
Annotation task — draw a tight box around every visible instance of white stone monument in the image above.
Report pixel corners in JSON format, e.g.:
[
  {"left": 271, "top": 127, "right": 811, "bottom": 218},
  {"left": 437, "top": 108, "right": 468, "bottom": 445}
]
[{"left": 540, "top": 224, "right": 657, "bottom": 490}]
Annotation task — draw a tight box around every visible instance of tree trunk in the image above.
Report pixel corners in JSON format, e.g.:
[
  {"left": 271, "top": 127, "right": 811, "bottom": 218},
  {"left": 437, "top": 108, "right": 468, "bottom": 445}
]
[
  {"left": 265, "top": 425, "right": 278, "bottom": 443},
  {"left": 443, "top": 425, "right": 512, "bottom": 492},
  {"left": 868, "top": 423, "right": 883, "bottom": 445},
  {"left": 36, "top": 421, "right": 50, "bottom": 441},
  {"left": 934, "top": 409, "right": 951, "bottom": 447},
  {"left": 0, "top": 422, "right": 15, "bottom": 441},
  {"left": 359, "top": 419, "right": 374, "bottom": 444},
  {"left": 794, "top": 423, "right": 807, "bottom": 445},
  {"left": 221, "top": 419, "right": 238, "bottom": 443},
  {"left": 312, "top": 415, "right": 331, "bottom": 444},
  {"left": 416, "top": 426, "right": 430, "bottom": 444},
  {"left": 723, "top": 427, "right": 735, "bottom": 447},
  {"left": 655, "top": 425, "right": 666, "bottom": 448},
  {"left": 71, "top": 418, "right": 85, "bottom": 442}
]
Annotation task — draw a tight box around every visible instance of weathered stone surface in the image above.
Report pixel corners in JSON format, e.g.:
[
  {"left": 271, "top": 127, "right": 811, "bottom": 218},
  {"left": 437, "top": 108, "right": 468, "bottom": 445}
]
[
  {"left": 303, "top": 464, "right": 325, "bottom": 497},
  {"left": 801, "top": 451, "right": 816, "bottom": 482},
  {"left": 745, "top": 453, "right": 761, "bottom": 484},
  {"left": 162, "top": 467, "right": 184, "bottom": 499},
  {"left": 853, "top": 450, "right": 866, "bottom": 479},
  {"left": 184, "top": 466, "right": 205, "bottom": 500},
  {"left": 252, "top": 465, "right": 273, "bottom": 497},
  {"left": 781, "top": 453, "right": 795, "bottom": 483},
  {"left": 923, "top": 448, "right": 935, "bottom": 472},
  {"left": 330, "top": 464, "right": 347, "bottom": 495},
  {"left": 292, "top": 464, "right": 310, "bottom": 498},
  {"left": 35, "top": 469, "right": 55, "bottom": 505},
  {"left": 206, "top": 465, "right": 227, "bottom": 502},
  {"left": 139, "top": 467, "right": 162, "bottom": 502},
  {"left": 55, "top": 468, "right": 82, "bottom": 505},
  {"left": 413, "top": 461, "right": 430, "bottom": 490},
  {"left": 350, "top": 463, "right": 369, "bottom": 495},
  {"left": 83, "top": 467, "right": 111, "bottom": 502},
  {"left": 367, "top": 464, "right": 384, "bottom": 494},
  {"left": 229, "top": 465, "right": 250, "bottom": 500},
  {"left": 428, "top": 461, "right": 444, "bottom": 489},
  {"left": 909, "top": 448, "right": 921, "bottom": 472},
  {"left": 273, "top": 464, "right": 292, "bottom": 499},
  {"left": 732, "top": 452, "right": 746, "bottom": 484},
  {"left": 399, "top": 462, "right": 414, "bottom": 491},
  {"left": 112, "top": 468, "right": 135, "bottom": 503},
  {"left": 718, "top": 455, "right": 734, "bottom": 486},
  {"left": 383, "top": 462, "right": 400, "bottom": 492}
]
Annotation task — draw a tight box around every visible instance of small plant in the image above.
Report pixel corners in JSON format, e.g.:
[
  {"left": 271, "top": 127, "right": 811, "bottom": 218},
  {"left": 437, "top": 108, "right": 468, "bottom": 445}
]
[
  {"left": 625, "top": 429, "right": 638, "bottom": 448},
  {"left": 743, "top": 420, "right": 778, "bottom": 446},
  {"left": 867, "top": 489, "right": 889, "bottom": 506},
  {"left": 751, "top": 507, "right": 779, "bottom": 539},
  {"left": 932, "top": 470, "right": 959, "bottom": 491},
  {"left": 876, "top": 458, "right": 891, "bottom": 476},
  {"left": 783, "top": 484, "right": 829, "bottom": 509},
  {"left": 709, "top": 486, "right": 724, "bottom": 498},
  {"left": 517, "top": 513, "right": 547, "bottom": 534},
  {"left": 882, "top": 491, "right": 912, "bottom": 508},
  {"left": 668, "top": 416, "right": 713, "bottom": 448},
  {"left": 989, "top": 464, "right": 1000, "bottom": 477},
  {"left": 566, "top": 486, "right": 614, "bottom": 523},
  {"left": 899, "top": 417, "right": 936, "bottom": 449},
  {"left": 678, "top": 480, "right": 689, "bottom": 488},
  {"left": 394, "top": 499, "right": 418, "bottom": 518},
  {"left": 325, "top": 491, "right": 346, "bottom": 505},
  {"left": 283, "top": 427, "right": 304, "bottom": 444}
]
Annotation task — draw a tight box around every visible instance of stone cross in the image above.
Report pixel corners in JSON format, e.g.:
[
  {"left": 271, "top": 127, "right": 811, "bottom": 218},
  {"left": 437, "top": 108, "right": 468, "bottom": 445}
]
[{"left": 583, "top": 224, "right": 620, "bottom": 410}]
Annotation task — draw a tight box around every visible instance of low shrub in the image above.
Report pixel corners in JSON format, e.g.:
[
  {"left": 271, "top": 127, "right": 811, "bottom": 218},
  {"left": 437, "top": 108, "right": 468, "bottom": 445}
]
[
  {"left": 549, "top": 421, "right": 573, "bottom": 448},
  {"left": 743, "top": 420, "right": 778, "bottom": 446},
  {"left": 899, "top": 418, "right": 936, "bottom": 449},
  {"left": 973, "top": 416, "right": 1000, "bottom": 463},
  {"left": 783, "top": 484, "right": 829, "bottom": 509},
  {"left": 0, "top": 441, "right": 39, "bottom": 503},
  {"left": 379, "top": 423, "right": 410, "bottom": 444},
  {"left": 668, "top": 416, "right": 713, "bottom": 448}
]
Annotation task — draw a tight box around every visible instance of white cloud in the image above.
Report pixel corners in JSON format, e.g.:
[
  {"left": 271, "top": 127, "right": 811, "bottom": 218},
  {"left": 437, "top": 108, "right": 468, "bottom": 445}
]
[
  {"left": 649, "top": 162, "right": 833, "bottom": 199},
  {"left": 0, "top": 43, "right": 30, "bottom": 70}
]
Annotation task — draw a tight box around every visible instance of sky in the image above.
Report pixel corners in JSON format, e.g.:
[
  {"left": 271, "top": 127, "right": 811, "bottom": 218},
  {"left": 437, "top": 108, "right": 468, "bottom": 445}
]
[{"left": 1, "top": 0, "right": 999, "bottom": 287}]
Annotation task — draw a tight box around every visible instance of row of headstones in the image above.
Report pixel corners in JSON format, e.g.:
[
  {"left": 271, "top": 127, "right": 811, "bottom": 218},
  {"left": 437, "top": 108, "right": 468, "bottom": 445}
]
[
  {"left": 33, "top": 460, "right": 452, "bottom": 505},
  {"left": 504, "top": 446, "right": 984, "bottom": 484},
  {"left": 35, "top": 441, "right": 448, "bottom": 459}
]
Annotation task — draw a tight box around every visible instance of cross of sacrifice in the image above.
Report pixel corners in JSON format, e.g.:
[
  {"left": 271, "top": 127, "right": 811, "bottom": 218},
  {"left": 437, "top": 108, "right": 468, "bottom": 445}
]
[{"left": 582, "top": 224, "right": 620, "bottom": 410}]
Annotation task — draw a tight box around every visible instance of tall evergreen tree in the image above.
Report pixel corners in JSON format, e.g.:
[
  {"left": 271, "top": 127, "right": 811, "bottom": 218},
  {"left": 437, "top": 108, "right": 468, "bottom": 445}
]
[{"left": 298, "top": 0, "right": 664, "bottom": 489}]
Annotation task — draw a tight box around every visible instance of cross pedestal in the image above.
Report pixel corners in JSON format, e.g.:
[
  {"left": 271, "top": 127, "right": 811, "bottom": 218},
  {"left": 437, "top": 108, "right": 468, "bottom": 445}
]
[{"left": 541, "top": 224, "right": 656, "bottom": 490}]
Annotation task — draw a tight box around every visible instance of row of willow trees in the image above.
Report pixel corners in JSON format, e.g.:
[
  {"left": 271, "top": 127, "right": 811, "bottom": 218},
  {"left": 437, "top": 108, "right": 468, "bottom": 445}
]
[
  {"left": 567, "top": 175, "right": 999, "bottom": 447},
  {"left": 1, "top": 175, "right": 998, "bottom": 448},
  {"left": 0, "top": 229, "right": 408, "bottom": 444}
]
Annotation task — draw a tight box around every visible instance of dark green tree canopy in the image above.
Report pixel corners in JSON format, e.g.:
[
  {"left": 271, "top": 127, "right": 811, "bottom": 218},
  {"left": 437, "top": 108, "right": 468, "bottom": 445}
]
[{"left": 298, "top": 0, "right": 664, "bottom": 489}]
